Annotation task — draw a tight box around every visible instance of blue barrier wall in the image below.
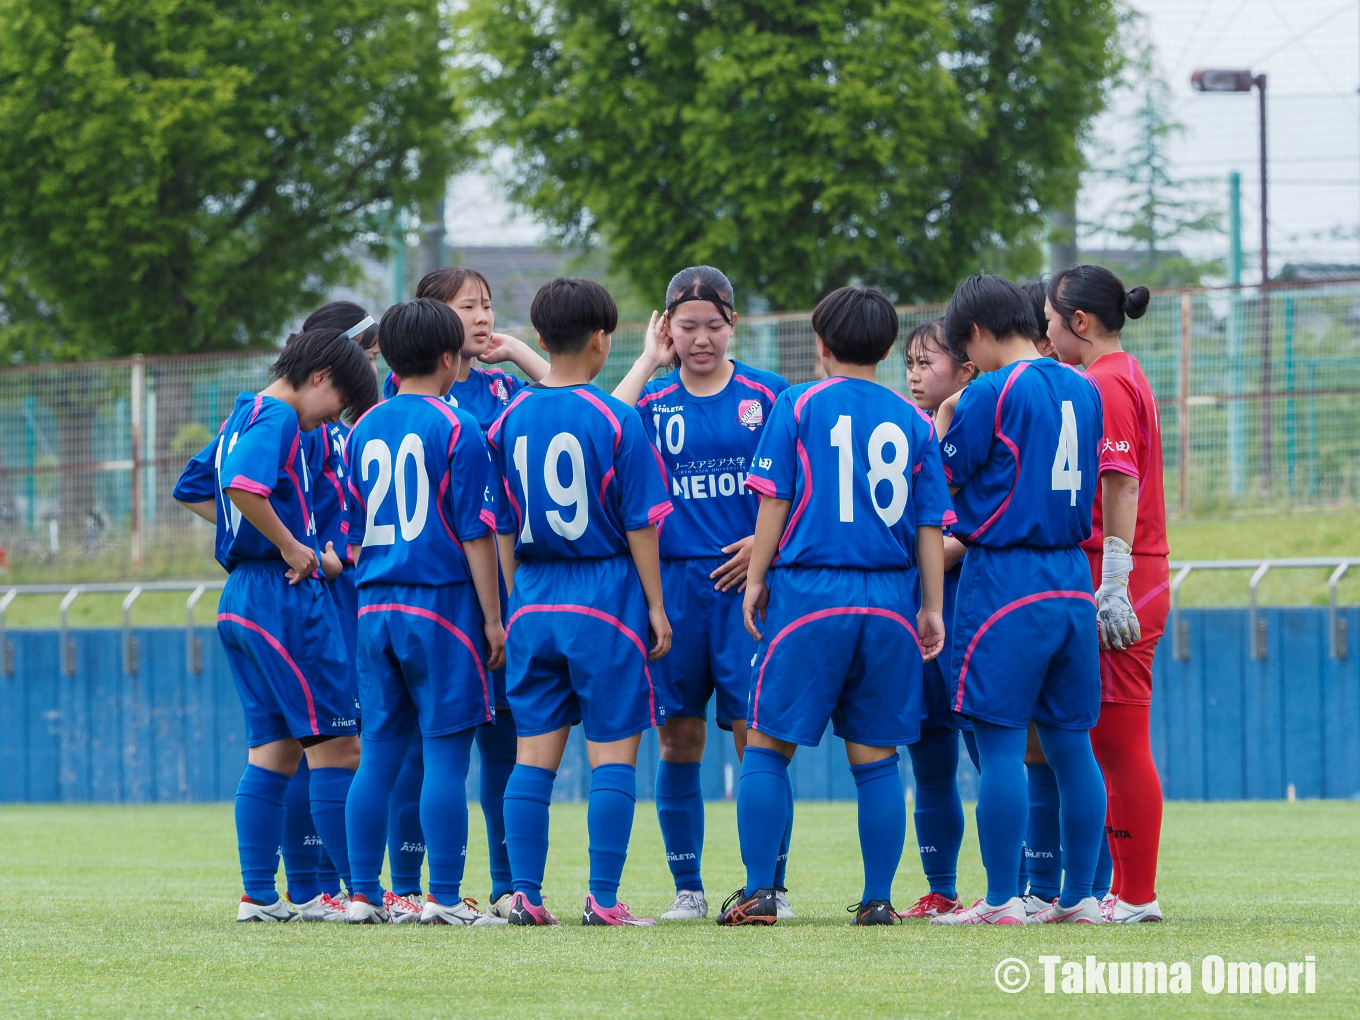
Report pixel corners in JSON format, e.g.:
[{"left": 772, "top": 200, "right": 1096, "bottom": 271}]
[{"left": 2, "top": 607, "right": 1358, "bottom": 803}]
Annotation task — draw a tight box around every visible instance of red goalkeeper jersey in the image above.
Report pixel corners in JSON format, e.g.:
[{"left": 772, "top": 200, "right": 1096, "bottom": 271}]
[{"left": 1082, "top": 351, "right": 1169, "bottom": 557}]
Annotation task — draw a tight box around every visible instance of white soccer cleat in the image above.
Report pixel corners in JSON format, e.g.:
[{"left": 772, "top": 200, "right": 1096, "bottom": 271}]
[
  {"left": 1029, "top": 896, "right": 1105, "bottom": 924},
  {"left": 929, "top": 897, "right": 1026, "bottom": 925},
  {"left": 1108, "top": 897, "right": 1163, "bottom": 923},
  {"left": 293, "top": 892, "right": 348, "bottom": 922},
  {"left": 345, "top": 894, "right": 389, "bottom": 924},
  {"left": 1021, "top": 894, "right": 1057, "bottom": 919},
  {"left": 660, "top": 889, "right": 709, "bottom": 920},
  {"left": 775, "top": 889, "right": 795, "bottom": 920},
  {"left": 384, "top": 890, "right": 424, "bottom": 924},
  {"left": 487, "top": 892, "right": 515, "bottom": 919},
  {"left": 1099, "top": 892, "right": 1117, "bottom": 920},
  {"left": 237, "top": 896, "right": 300, "bottom": 922},
  {"left": 421, "top": 895, "right": 508, "bottom": 926}
]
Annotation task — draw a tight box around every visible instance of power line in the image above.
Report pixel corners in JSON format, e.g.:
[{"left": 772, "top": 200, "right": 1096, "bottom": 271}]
[
  {"left": 1249, "top": 0, "right": 1357, "bottom": 69},
  {"left": 1258, "top": 0, "right": 1355, "bottom": 101}
]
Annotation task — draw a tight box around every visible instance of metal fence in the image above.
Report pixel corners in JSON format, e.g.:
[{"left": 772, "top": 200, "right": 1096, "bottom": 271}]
[{"left": 2, "top": 279, "right": 1359, "bottom": 579}]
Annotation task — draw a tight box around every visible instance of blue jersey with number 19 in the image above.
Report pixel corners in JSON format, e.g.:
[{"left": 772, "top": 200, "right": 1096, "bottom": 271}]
[
  {"left": 744, "top": 377, "right": 955, "bottom": 570},
  {"left": 345, "top": 394, "right": 495, "bottom": 587},
  {"left": 940, "top": 358, "right": 1103, "bottom": 549},
  {"left": 486, "top": 384, "right": 673, "bottom": 562}
]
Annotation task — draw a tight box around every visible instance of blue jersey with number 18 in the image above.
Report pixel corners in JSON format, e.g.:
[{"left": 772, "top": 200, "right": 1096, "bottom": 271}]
[
  {"left": 744, "top": 377, "right": 955, "bottom": 570},
  {"left": 345, "top": 394, "right": 495, "bottom": 587},
  {"left": 486, "top": 384, "right": 673, "bottom": 562},
  {"left": 940, "top": 358, "right": 1103, "bottom": 549}
]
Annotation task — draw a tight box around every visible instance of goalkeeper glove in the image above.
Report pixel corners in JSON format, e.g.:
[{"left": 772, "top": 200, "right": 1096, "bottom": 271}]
[{"left": 1095, "top": 535, "right": 1141, "bottom": 652}]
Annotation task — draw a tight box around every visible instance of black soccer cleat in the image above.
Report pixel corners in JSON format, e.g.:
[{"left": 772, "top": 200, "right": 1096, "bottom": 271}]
[
  {"left": 716, "top": 887, "right": 778, "bottom": 926},
  {"left": 850, "top": 899, "right": 900, "bottom": 925}
]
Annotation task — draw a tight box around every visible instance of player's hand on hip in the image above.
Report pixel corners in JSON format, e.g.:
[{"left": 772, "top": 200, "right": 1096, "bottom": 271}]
[
  {"left": 283, "top": 540, "right": 319, "bottom": 584},
  {"left": 647, "top": 604, "right": 672, "bottom": 660},
  {"left": 743, "top": 581, "right": 769, "bottom": 641},
  {"left": 483, "top": 619, "right": 507, "bottom": 672},
  {"left": 916, "top": 608, "right": 945, "bottom": 662},
  {"left": 319, "top": 541, "right": 344, "bottom": 581},
  {"left": 1096, "top": 582, "right": 1141, "bottom": 651},
  {"left": 711, "top": 535, "right": 754, "bottom": 592}
]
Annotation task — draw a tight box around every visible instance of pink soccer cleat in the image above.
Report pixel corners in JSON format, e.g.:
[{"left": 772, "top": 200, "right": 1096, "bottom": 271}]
[
  {"left": 1028, "top": 896, "right": 1105, "bottom": 924},
  {"left": 898, "top": 892, "right": 962, "bottom": 919},
  {"left": 581, "top": 895, "right": 657, "bottom": 926},
  {"left": 506, "top": 892, "right": 560, "bottom": 926},
  {"left": 929, "top": 896, "right": 1026, "bottom": 925}
]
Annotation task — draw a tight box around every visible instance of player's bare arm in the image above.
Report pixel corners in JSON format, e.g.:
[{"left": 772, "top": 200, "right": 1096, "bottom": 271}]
[
  {"left": 464, "top": 533, "right": 506, "bottom": 671},
  {"left": 612, "top": 310, "right": 674, "bottom": 406},
  {"left": 942, "top": 534, "right": 967, "bottom": 571},
  {"left": 480, "top": 332, "right": 549, "bottom": 381},
  {"left": 915, "top": 524, "right": 946, "bottom": 663},
  {"left": 319, "top": 541, "right": 343, "bottom": 581},
  {"left": 710, "top": 534, "right": 755, "bottom": 592},
  {"left": 625, "top": 525, "right": 671, "bottom": 659},
  {"left": 496, "top": 531, "right": 518, "bottom": 593},
  {"left": 742, "top": 496, "right": 792, "bottom": 641},
  {"left": 177, "top": 498, "right": 216, "bottom": 525},
  {"left": 225, "top": 488, "right": 318, "bottom": 583}
]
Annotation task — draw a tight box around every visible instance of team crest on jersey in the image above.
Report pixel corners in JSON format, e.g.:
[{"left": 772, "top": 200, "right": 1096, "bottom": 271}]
[
  {"left": 492, "top": 378, "right": 510, "bottom": 404},
  {"left": 737, "top": 399, "right": 764, "bottom": 431}
]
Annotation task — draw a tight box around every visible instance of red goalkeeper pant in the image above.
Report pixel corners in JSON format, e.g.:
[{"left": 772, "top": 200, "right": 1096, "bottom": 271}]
[{"left": 1090, "top": 702, "right": 1162, "bottom": 905}]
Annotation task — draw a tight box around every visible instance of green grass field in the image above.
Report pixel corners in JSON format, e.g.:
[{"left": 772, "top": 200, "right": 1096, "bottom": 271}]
[{"left": 2, "top": 801, "right": 1356, "bottom": 1018}]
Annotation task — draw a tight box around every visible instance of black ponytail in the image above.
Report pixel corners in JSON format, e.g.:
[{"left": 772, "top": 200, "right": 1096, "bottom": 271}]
[{"left": 1048, "top": 264, "right": 1149, "bottom": 336}]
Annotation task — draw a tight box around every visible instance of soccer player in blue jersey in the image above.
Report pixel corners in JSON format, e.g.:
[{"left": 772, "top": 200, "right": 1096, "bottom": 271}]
[
  {"left": 381, "top": 267, "right": 547, "bottom": 917},
  {"left": 718, "top": 286, "right": 952, "bottom": 926},
  {"left": 928, "top": 275, "right": 1107, "bottom": 925},
  {"left": 173, "top": 330, "right": 378, "bottom": 921},
  {"left": 612, "top": 266, "right": 790, "bottom": 921},
  {"left": 486, "top": 277, "right": 674, "bottom": 927},
  {"left": 279, "top": 302, "right": 379, "bottom": 921},
  {"left": 342, "top": 298, "right": 508, "bottom": 926}
]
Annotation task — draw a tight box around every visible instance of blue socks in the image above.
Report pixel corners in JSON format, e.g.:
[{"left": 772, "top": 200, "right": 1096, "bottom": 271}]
[
  {"left": 344, "top": 737, "right": 408, "bottom": 902},
  {"left": 387, "top": 737, "right": 426, "bottom": 896},
  {"left": 281, "top": 759, "right": 320, "bottom": 903},
  {"left": 961, "top": 727, "right": 980, "bottom": 771},
  {"left": 852, "top": 754, "right": 906, "bottom": 904},
  {"left": 1093, "top": 826, "right": 1113, "bottom": 902},
  {"left": 906, "top": 728, "right": 964, "bottom": 900},
  {"left": 587, "top": 764, "right": 637, "bottom": 908},
  {"left": 504, "top": 764, "right": 555, "bottom": 905},
  {"left": 1025, "top": 761, "right": 1063, "bottom": 900},
  {"left": 737, "top": 747, "right": 791, "bottom": 894},
  {"left": 971, "top": 719, "right": 1029, "bottom": 905},
  {"left": 1035, "top": 722, "right": 1108, "bottom": 908},
  {"left": 235, "top": 764, "right": 290, "bottom": 903},
  {"left": 422, "top": 731, "right": 476, "bottom": 903},
  {"left": 309, "top": 765, "right": 356, "bottom": 895},
  {"left": 656, "top": 760, "right": 704, "bottom": 892},
  {"left": 774, "top": 774, "right": 793, "bottom": 889},
  {"left": 476, "top": 714, "right": 518, "bottom": 901}
]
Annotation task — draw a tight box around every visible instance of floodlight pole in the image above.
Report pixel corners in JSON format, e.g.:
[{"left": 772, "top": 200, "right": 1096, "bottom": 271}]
[{"left": 1256, "top": 74, "right": 1271, "bottom": 499}]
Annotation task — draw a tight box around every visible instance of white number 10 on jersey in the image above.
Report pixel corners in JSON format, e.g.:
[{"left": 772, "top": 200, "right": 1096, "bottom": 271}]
[{"left": 1051, "top": 400, "right": 1082, "bottom": 505}]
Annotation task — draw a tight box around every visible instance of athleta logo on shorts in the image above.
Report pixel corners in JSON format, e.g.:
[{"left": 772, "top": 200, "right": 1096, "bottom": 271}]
[
  {"left": 738, "top": 399, "right": 764, "bottom": 430},
  {"left": 330, "top": 717, "right": 357, "bottom": 728},
  {"left": 304, "top": 835, "right": 324, "bottom": 847}
]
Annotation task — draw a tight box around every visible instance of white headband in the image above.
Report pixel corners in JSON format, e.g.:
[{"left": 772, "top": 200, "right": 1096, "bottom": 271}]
[{"left": 344, "top": 315, "right": 375, "bottom": 339}]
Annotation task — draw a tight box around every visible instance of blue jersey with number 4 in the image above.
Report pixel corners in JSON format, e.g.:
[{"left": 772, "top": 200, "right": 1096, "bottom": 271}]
[
  {"left": 940, "top": 358, "right": 1103, "bottom": 549},
  {"left": 345, "top": 394, "right": 494, "bottom": 587},
  {"left": 486, "top": 385, "right": 673, "bottom": 562},
  {"left": 638, "top": 361, "right": 788, "bottom": 559},
  {"left": 172, "top": 393, "right": 318, "bottom": 572},
  {"left": 744, "top": 377, "right": 955, "bottom": 570}
]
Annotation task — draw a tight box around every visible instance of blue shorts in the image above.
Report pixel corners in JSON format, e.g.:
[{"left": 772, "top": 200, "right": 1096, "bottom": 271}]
[
  {"left": 950, "top": 544, "right": 1099, "bottom": 730},
  {"left": 217, "top": 562, "right": 359, "bottom": 747},
  {"left": 921, "top": 565, "right": 965, "bottom": 732},
  {"left": 506, "top": 555, "right": 663, "bottom": 742},
  {"left": 490, "top": 566, "right": 510, "bottom": 708},
  {"left": 356, "top": 582, "right": 494, "bottom": 741},
  {"left": 654, "top": 557, "right": 753, "bottom": 730},
  {"left": 747, "top": 566, "right": 924, "bottom": 748}
]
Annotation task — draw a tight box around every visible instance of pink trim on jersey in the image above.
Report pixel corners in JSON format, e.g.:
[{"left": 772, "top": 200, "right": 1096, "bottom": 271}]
[
  {"left": 1059, "top": 361, "right": 1102, "bottom": 394},
  {"left": 359, "top": 603, "right": 491, "bottom": 721},
  {"left": 953, "top": 589, "right": 1097, "bottom": 712},
  {"left": 888, "top": 387, "right": 939, "bottom": 440},
  {"left": 217, "top": 613, "right": 319, "bottom": 735},
  {"left": 424, "top": 398, "right": 466, "bottom": 550},
  {"left": 745, "top": 475, "right": 778, "bottom": 498},
  {"left": 751, "top": 606, "right": 921, "bottom": 731},
  {"left": 340, "top": 520, "right": 349, "bottom": 535},
  {"left": 638, "top": 382, "right": 681, "bottom": 406},
  {"left": 575, "top": 389, "right": 623, "bottom": 452},
  {"left": 505, "top": 603, "right": 656, "bottom": 725},
  {"left": 347, "top": 479, "right": 365, "bottom": 512},
  {"left": 487, "top": 390, "right": 533, "bottom": 448},
  {"left": 734, "top": 374, "right": 777, "bottom": 404},
  {"left": 793, "top": 377, "right": 845, "bottom": 423},
  {"left": 281, "top": 431, "right": 310, "bottom": 538},
  {"left": 249, "top": 394, "right": 265, "bottom": 424},
  {"left": 347, "top": 401, "right": 382, "bottom": 439},
  {"left": 435, "top": 470, "right": 464, "bottom": 552},
  {"left": 942, "top": 464, "right": 953, "bottom": 484},
  {"left": 1099, "top": 455, "right": 1140, "bottom": 479},
  {"left": 941, "top": 509, "right": 959, "bottom": 527},
  {"left": 648, "top": 441, "right": 670, "bottom": 488},
  {"left": 598, "top": 466, "right": 616, "bottom": 502},
  {"left": 322, "top": 461, "right": 346, "bottom": 515},
  {"left": 777, "top": 439, "right": 814, "bottom": 551},
  {"left": 226, "top": 476, "right": 273, "bottom": 498},
  {"left": 967, "top": 362, "right": 1032, "bottom": 541},
  {"left": 1133, "top": 579, "right": 1169, "bottom": 613},
  {"left": 502, "top": 477, "right": 523, "bottom": 533},
  {"left": 648, "top": 501, "right": 674, "bottom": 527},
  {"left": 479, "top": 508, "right": 497, "bottom": 530}
]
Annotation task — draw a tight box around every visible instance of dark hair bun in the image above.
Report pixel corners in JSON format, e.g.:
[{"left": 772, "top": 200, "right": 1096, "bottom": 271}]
[{"left": 1123, "top": 286, "right": 1151, "bottom": 320}]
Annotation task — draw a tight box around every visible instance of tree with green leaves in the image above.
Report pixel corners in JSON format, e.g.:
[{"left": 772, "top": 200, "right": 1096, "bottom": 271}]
[
  {"left": 457, "top": 0, "right": 1123, "bottom": 309},
  {"left": 0, "top": 0, "right": 462, "bottom": 361},
  {"left": 1084, "top": 42, "right": 1223, "bottom": 287}
]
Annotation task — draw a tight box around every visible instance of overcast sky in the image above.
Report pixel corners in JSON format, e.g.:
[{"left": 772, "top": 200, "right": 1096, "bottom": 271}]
[{"left": 446, "top": 1, "right": 1360, "bottom": 280}]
